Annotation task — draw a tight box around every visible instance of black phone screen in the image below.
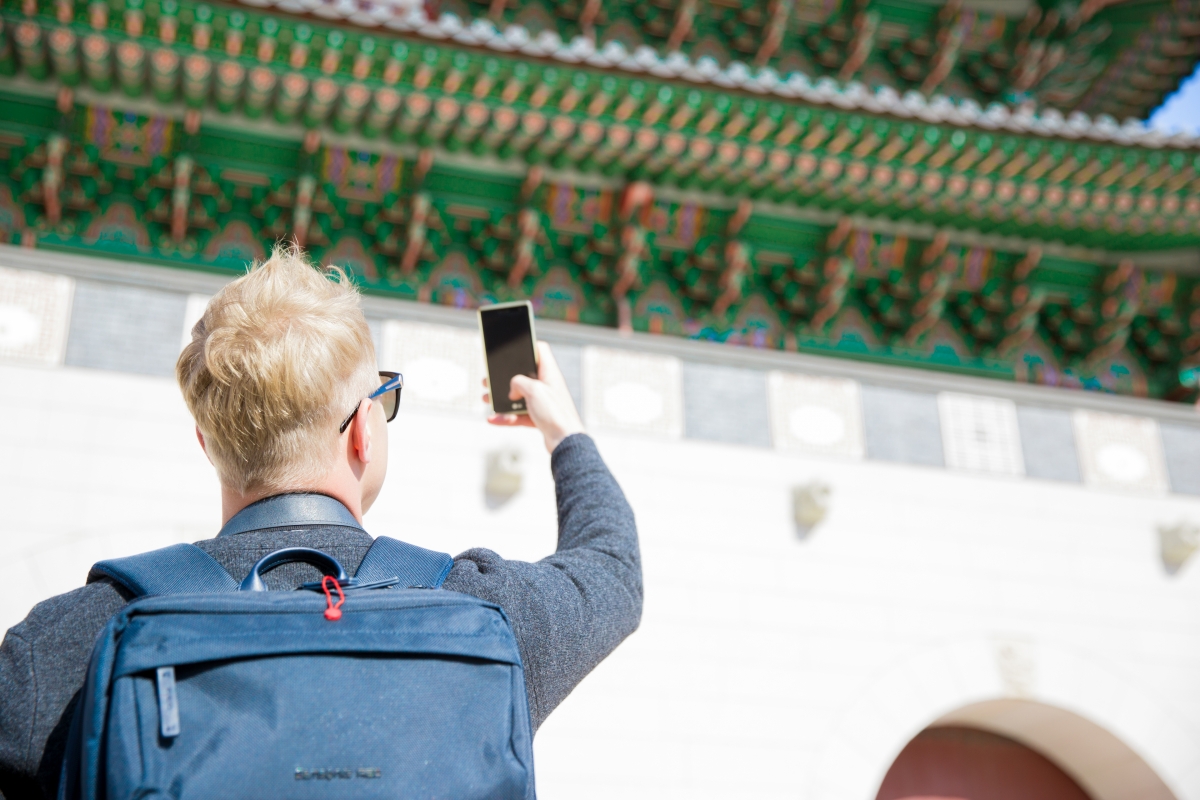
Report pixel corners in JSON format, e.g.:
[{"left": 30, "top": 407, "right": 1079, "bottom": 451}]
[{"left": 480, "top": 303, "right": 538, "bottom": 414}]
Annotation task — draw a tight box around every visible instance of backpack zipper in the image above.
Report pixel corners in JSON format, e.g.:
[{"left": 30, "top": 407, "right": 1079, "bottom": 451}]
[{"left": 156, "top": 666, "right": 181, "bottom": 738}]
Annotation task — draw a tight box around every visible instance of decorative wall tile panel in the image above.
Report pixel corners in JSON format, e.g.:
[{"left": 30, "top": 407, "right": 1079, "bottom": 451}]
[
  {"left": 686, "top": 362, "right": 768, "bottom": 450},
  {"left": 380, "top": 321, "right": 485, "bottom": 415},
  {"left": 180, "top": 294, "right": 211, "bottom": 351},
  {"left": 767, "top": 372, "right": 865, "bottom": 459},
  {"left": 861, "top": 385, "right": 945, "bottom": 467},
  {"left": 1073, "top": 410, "right": 1169, "bottom": 494},
  {"left": 1158, "top": 423, "right": 1200, "bottom": 496},
  {"left": 938, "top": 393, "right": 1024, "bottom": 477},
  {"left": 65, "top": 281, "right": 187, "bottom": 377},
  {"left": 0, "top": 266, "right": 74, "bottom": 366},
  {"left": 684, "top": 363, "right": 771, "bottom": 449},
  {"left": 1016, "top": 406, "right": 1082, "bottom": 483},
  {"left": 582, "top": 347, "right": 683, "bottom": 438}
]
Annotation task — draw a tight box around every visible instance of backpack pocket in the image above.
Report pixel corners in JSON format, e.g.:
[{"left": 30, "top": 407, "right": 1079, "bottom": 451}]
[{"left": 102, "top": 592, "right": 532, "bottom": 800}]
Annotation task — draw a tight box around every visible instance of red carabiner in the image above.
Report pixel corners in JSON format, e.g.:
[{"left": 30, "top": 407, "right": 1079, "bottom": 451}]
[{"left": 321, "top": 575, "right": 345, "bottom": 621}]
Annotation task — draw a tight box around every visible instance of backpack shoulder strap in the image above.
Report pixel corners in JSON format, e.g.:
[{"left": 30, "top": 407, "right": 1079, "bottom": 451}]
[
  {"left": 355, "top": 536, "right": 454, "bottom": 588},
  {"left": 90, "top": 543, "right": 239, "bottom": 598}
]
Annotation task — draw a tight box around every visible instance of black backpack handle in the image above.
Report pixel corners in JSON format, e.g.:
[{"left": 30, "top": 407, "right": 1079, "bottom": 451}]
[{"left": 240, "top": 548, "right": 348, "bottom": 592}]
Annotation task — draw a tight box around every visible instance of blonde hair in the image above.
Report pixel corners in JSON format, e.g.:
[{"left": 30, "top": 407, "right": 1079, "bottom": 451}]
[{"left": 177, "top": 244, "right": 377, "bottom": 494}]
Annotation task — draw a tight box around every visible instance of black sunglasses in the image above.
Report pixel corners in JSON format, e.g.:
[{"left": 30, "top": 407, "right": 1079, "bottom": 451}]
[{"left": 339, "top": 371, "right": 403, "bottom": 434}]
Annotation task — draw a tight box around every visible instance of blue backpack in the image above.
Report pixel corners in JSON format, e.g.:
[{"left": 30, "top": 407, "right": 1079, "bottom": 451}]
[{"left": 58, "top": 538, "right": 535, "bottom": 800}]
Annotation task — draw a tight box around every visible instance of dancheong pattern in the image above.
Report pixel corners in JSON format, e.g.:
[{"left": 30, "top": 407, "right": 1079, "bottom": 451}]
[{"left": 2, "top": 0, "right": 1200, "bottom": 400}]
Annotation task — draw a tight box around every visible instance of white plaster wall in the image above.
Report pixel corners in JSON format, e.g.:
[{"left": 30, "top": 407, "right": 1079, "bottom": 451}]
[{"left": 2, "top": 361, "right": 1199, "bottom": 799}]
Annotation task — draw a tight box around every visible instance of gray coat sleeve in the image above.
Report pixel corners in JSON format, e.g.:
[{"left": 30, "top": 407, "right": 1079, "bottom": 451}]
[
  {"left": 0, "top": 629, "right": 36, "bottom": 797},
  {"left": 0, "top": 580, "right": 130, "bottom": 800},
  {"left": 441, "top": 433, "right": 642, "bottom": 731}
]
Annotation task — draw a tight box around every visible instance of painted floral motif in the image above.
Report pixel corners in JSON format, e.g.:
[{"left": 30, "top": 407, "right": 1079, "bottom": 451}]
[
  {"left": 323, "top": 149, "right": 402, "bottom": 204},
  {"left": 202, "top": 220, "right": 266, "bottom": 265},
  {"left": 83, "top": 203, "right": 152, "bottom": 251},
  {"left": 423, "top": 250, "right": 487, "bottom": 309},
  {"left": 322, "top": 234, "right": 380, "bottom": 281},
  {"left": 635, "top": 280, "right": 687, "bottom": 336},
  {"left": 918, "top": 319, "right": 972, "bottom": 364},
  {"left": 960, "top": 247, "right": 994, "bottom": 291},
  {"left": 826, "top": 306, "right": 883, "bottom": 351},
  {"left": 531, "top": 266, "right": 585, "bottom": 322},
  {"left": 86, "top": 109, "right": 172, "bottom": 167},
  {"left": 730, "top": 294, "right": 783, "bottom": 348}
]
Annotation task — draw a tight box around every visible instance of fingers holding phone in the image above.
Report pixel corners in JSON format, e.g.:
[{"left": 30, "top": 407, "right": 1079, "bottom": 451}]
[
  {"left": 483, "top": 342, "right": 585, "bottom": 452},
  {"left": 506, "top": 342, "right": 584, "bottom": 451}
]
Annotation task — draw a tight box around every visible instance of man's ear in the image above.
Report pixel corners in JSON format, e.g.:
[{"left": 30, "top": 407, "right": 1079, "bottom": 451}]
[
  {"left": 350, "top": 398, "right": 373, "bottom": 464},
  {"left": 195, "top": 426, "right": 214, "bottom": 465}
]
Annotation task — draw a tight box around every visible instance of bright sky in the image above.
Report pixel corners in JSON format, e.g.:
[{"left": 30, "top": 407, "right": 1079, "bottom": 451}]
[{"left": 1147, "top": 62, "right": 1200, "bottom": 133}]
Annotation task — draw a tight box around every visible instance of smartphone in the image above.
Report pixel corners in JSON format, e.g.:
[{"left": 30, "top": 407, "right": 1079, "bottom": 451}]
[{"left": 479, "top": 301, "right": 539, "bottom": 415}]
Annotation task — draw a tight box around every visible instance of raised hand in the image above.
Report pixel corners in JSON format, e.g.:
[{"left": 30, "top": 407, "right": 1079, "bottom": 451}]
[{"left": 483, "top": 341, "right": 585, "bottom": 453}]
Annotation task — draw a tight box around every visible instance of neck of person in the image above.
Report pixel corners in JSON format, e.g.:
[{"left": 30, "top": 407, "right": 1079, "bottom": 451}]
[{"left": 219, "top": 465, "right": 368, "bottom": 526}]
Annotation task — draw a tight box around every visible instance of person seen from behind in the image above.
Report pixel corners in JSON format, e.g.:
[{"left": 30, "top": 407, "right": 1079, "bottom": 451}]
[{"left": 0, "top": 244, "right": 642, "bottom": 799}]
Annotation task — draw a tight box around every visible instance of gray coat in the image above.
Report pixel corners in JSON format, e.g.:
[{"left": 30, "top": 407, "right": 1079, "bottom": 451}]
[{"left": 0, "top": 434, "right": 641, "bottom": 799}]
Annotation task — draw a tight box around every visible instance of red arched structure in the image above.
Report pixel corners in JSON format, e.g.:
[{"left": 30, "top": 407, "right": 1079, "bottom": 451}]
[{"left": 876, "top": 726, "right": 1092, "bottom": 800}]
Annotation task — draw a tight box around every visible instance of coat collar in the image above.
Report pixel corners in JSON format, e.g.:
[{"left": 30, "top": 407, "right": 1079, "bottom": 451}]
[{"left": 217, "top": 493, "right": 363, "bottom": 537}]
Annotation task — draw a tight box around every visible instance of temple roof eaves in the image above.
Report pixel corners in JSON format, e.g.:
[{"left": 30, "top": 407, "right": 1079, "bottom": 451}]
[{"left": 231, "top": 0, "right": 1200, "bottom": 152}]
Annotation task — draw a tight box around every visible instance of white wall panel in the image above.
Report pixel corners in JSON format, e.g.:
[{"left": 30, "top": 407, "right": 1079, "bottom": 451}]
[
  {"left": 3, "top": 362, "right": 1200, "bottom": 800},
  {"left": 6, "top": 249, "right": 1200, "bottom": 800},
  {"left": 767, "top": 372, "right": 865, "bottom": 459},
  {"left": 381, "top": 320, "right": 486, "bottom": 415},
  {"left": 1074, "top": 410, "right": 1170, "bottom": 495},
  {"left": 0, "top": 265, "right": 73, "bottom": 366},
  {"left": 582, "top": 346, "right": 683, "bottom": 438},
  {"left": 939, "top": 392, "right": 1025, "bottom": 477}
]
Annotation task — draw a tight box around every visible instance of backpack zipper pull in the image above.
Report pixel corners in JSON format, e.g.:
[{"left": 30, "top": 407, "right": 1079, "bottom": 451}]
[
  {"left": 321, "top": 576, "right": 345, "bottom": 621},
  {"left": 156, "top": 666, "right": 181, "bottom": 738}
]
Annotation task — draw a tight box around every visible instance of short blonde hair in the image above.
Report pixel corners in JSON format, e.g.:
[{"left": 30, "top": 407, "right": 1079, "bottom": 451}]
[{"left": 178, "top": 244, "right": 377, "bottom": 494}]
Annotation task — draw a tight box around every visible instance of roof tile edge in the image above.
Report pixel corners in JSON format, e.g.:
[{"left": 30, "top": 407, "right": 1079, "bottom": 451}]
[{"left": 235, "top": 0, "right": 1200, "bottom": 150}]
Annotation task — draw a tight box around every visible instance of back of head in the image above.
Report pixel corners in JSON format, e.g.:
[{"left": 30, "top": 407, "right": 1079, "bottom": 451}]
[{"left": 178, "top": 244, "right": 376, "bottom": 495}]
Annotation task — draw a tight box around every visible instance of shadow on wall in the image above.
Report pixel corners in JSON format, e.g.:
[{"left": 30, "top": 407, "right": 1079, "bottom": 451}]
[{"left": 485, "top": 448, "right": 523, "bottom": 509}]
